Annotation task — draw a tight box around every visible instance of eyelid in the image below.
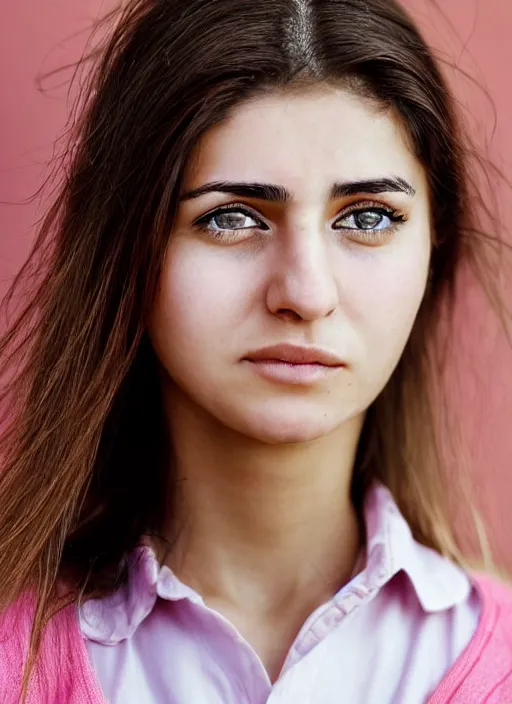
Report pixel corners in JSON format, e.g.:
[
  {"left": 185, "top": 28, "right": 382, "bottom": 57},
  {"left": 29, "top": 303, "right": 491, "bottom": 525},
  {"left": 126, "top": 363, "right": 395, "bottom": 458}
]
[{"left": 335, "top": 199, "right": 403, "bottom": 217}]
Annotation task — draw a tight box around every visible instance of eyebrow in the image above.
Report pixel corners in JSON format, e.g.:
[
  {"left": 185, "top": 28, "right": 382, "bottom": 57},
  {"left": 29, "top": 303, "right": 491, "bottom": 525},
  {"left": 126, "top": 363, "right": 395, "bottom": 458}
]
[{"left": 179, "top": 177, "right": 416, "bottom": 202}]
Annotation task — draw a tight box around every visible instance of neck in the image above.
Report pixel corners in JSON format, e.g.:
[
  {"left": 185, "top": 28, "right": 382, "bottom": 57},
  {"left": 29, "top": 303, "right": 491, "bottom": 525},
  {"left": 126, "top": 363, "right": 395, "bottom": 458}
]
[{"left": 160, "top": 387, "right": 365, "bottom": 616}]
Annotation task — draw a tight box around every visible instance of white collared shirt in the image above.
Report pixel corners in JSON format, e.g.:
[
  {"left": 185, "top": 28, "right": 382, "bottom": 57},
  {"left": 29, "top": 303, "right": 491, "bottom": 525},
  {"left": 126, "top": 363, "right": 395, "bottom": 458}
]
[{"left": 79, "top": 483, "right": 480, "bottom": 703}]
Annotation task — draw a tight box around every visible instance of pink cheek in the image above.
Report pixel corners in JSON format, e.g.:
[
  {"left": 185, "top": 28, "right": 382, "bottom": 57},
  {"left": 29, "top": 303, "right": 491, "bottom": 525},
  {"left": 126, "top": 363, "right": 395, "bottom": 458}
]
[
  {"left": 155, "top": 258, "right": 238, "bottom": 336},
  {"left": 347, "top": 260, "right": 427, "bottom": 333}
]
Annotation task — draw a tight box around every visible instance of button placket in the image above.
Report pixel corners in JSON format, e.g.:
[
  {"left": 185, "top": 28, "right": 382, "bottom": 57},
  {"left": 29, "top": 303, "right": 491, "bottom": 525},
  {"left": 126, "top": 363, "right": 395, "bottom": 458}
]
[{"left": 321, "top": 605, "right": 344, "bottom": 630}]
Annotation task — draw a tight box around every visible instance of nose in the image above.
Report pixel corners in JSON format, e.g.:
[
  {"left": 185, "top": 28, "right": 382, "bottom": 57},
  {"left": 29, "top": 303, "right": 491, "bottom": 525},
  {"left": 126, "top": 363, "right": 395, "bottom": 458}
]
[{"left": 265, "top": 232, "right": 339, "bottom": 322}]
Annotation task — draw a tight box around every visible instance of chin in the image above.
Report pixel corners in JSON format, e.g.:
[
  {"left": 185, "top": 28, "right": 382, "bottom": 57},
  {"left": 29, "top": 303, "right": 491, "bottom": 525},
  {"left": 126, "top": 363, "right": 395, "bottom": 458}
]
[
  {"left": 223, "top": 401, "right": 346, "bottom": 445},
  {"left": 251, "top": 425, "right": 331, "bottom": 445}
]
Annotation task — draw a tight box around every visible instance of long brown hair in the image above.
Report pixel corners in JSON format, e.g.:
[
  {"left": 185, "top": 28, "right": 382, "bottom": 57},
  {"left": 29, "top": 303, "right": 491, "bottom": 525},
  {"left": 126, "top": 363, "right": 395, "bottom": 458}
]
[{"left": 0, "top": 0, "right": 508, "bottom": 698}]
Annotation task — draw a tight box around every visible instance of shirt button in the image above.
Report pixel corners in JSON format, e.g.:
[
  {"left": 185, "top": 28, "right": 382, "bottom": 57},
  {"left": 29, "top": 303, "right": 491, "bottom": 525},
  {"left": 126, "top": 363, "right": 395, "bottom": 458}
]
[
  {"left": 297, "top": 631, "right": 318, "bottom": 655},
  {"left": 323, "top": 609, "right": 342, "bottom": 629},
  {"left": 342, "top": 595, "right": 359, "bottom": 613}
]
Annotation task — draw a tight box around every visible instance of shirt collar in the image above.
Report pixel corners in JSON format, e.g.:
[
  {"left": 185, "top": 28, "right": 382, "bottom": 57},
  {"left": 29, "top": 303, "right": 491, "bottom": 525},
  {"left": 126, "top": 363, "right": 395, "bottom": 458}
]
[
  {"left": 356, "top": 482, "right": 470, "bottom": 612},
  {"left": 79, "top": 482, "right": 470, "bottom": 645}
]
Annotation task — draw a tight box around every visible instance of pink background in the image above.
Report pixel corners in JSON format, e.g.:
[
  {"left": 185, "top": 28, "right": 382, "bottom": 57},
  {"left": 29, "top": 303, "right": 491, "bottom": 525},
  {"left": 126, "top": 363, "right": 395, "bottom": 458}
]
[{"left": 1, "top": 1, "right": 512, "bottom": 567}]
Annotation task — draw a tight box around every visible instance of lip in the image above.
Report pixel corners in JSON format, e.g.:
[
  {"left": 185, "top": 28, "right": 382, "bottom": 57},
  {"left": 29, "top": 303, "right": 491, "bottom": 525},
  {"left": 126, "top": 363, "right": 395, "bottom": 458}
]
[
  {"left": 243, "top": 343, "right": 345, "bottom": 367},
  {"left": 242, "top": 344, "right": 345, "bottom": 385}
]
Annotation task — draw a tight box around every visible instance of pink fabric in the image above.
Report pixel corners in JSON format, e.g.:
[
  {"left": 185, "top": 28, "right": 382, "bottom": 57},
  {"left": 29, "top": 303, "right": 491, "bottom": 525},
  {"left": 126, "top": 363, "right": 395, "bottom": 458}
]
[
  {"left": 0, "top": 489, "right": 511, "bottom": 703},
  {"left": 428, "top": 574, "right": 512, "bottom": 703},
  {"left": 2, "top": 573, "right": 511, "bottom": 704}
]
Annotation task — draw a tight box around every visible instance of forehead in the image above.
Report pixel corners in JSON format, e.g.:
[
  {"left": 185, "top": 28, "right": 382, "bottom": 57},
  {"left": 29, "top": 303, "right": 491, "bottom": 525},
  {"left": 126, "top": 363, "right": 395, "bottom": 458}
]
[{"left": 184, "top": 86, "right": 426, "bottom": 197}]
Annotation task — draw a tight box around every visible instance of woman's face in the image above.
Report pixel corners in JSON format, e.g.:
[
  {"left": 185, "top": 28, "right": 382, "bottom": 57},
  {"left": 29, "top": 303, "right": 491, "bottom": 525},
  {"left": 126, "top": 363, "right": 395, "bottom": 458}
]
[{"left": 148, "top": 86, "right": 431, "bottom": 444}]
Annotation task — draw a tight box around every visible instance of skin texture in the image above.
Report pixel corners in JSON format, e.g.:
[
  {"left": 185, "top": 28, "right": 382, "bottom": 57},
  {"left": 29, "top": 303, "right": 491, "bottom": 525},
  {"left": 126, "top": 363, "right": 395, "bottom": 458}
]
[{"left": 147, "top": 85, "right": 432, "bottom": 681}]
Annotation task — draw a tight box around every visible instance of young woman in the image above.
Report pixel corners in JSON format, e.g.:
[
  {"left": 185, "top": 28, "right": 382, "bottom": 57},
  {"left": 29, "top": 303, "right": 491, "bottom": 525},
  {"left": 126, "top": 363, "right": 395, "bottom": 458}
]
[{"left": 0, "top": 0, "right": 511, "bottom": 701}]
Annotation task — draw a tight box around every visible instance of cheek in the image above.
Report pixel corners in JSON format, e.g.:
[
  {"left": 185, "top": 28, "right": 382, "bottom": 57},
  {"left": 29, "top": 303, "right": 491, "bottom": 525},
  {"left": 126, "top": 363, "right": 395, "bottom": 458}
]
[
  {"left": 148, "top": 241, "right": 253, "bottom": 367},
  {"left": 346, "top": 239, "right": 430, "bottom": 364},
  {"left": 330, "top": 242, "right": 429, "bottom": 415}
]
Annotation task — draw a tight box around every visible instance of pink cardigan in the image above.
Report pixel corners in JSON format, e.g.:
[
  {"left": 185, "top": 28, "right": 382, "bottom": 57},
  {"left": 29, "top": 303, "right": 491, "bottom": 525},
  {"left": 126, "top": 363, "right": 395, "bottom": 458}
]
[{"left": 1, "top": 572, "right": 511, "bottom": 703}]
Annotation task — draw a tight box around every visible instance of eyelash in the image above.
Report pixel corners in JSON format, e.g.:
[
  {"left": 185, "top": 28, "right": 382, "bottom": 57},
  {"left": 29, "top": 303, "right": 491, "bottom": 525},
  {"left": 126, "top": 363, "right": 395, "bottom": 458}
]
[{"left": 192, "top": 200, "right": 407, "bottom": 244}]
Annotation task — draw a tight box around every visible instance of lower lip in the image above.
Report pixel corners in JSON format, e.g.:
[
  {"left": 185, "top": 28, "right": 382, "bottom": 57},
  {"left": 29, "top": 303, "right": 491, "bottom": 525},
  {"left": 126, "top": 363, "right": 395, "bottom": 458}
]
[{"left": 244, "top": 359, "right": 343, "bottom": 385}]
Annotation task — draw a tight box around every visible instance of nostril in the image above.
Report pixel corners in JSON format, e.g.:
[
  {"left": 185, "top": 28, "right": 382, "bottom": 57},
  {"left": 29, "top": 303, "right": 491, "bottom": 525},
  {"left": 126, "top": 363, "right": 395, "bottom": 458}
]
[{"left": 276, "top": 308, "right": 304, "bottom": 322}]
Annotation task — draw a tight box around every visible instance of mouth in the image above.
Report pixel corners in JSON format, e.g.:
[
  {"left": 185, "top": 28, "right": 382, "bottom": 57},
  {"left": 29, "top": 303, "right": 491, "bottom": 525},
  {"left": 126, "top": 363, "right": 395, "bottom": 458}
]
[
  {"left": 244, "top": 343, "right": 345, "bottom": 367},
  {"left": 242, "top": 344, "right": 345, "bottom": 385}
]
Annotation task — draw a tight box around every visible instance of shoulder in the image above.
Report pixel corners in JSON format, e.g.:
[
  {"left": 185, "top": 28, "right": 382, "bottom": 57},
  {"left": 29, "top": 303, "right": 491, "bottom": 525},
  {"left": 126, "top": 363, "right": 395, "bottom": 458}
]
[
  {"left": 0, "top": 589, "right": 85, "bottom": 703},
  {"left": 471, "top": 571, "right": 512, "bottom": 652},
  {"left": 0, "top": 590, "right": 38, "bottom": 702},
  {"left": 0, "top": 590, "right": 37, "bottom": 663},
  {"left": 455, "top": 572, "right": 512, "bottom": 699},
  {"left": 471, "top": 570, "right": 512, "bottom": 624},
  {"left": 427, "top": 572, "right": 512, "bottom": 703}
]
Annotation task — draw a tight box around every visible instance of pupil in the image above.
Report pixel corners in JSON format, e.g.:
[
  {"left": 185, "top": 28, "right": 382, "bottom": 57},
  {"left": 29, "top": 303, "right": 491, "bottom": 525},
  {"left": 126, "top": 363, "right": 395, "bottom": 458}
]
[{"left": 356, "top": 211, "right": 382, "bottom": 229}]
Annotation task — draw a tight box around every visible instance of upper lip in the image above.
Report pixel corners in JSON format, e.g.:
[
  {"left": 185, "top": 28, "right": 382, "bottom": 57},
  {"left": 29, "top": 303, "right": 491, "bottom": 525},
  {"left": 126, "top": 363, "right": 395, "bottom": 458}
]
[{"left": 243, "top": 343, "right": 345, "bottom": 367}]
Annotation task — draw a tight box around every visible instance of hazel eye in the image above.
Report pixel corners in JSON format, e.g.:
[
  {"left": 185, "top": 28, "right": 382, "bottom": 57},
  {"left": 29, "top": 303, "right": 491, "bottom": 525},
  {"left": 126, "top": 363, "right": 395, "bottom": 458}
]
[
  {"left": 193, "top": 204, "right": 270, "bottom": 242},
  {"left": 335, "top": 208, "right": 402, "bottom": 232},
  {"left": 208, "top": 210, "right": 260, "bottom": 231},
  {"left": 333, "top": 204, "right": 406, "bottom": 246}
]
